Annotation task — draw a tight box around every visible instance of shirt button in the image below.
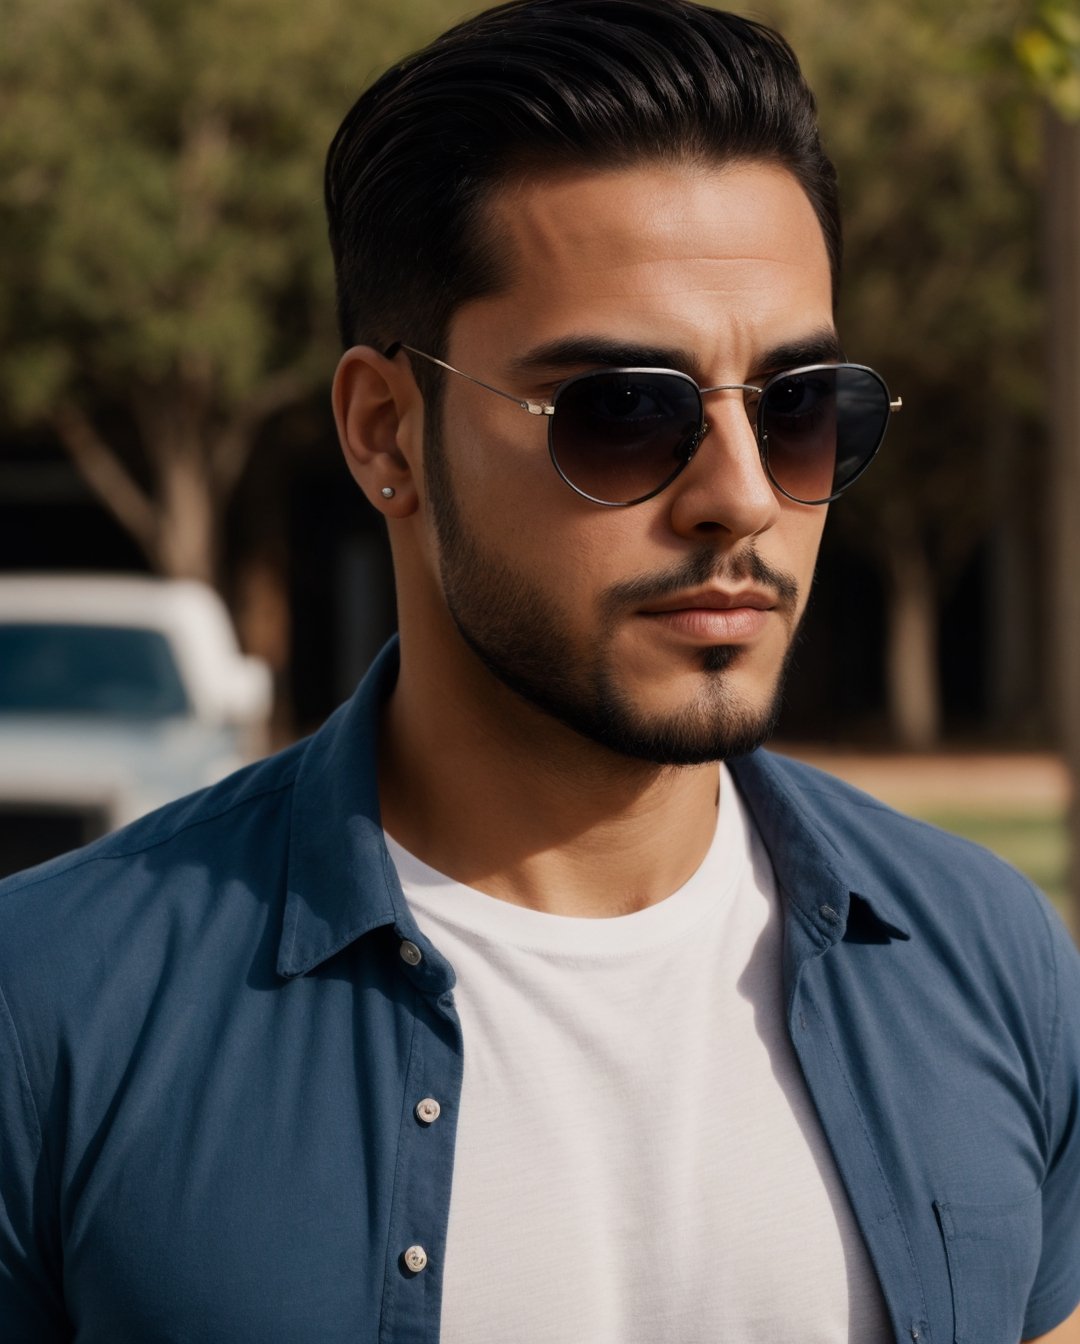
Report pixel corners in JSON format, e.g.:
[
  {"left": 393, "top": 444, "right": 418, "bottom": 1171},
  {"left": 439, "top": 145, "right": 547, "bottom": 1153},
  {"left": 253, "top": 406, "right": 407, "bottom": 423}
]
[
  {"left": 403, "top": 1244, "right": 428, "bottom": 1273},
  {"left": 399, "top": 940, "right": 423, "bottom": 966},
  {"left": 415, "top": 1097, "right": 442, "bottom": 1124}
]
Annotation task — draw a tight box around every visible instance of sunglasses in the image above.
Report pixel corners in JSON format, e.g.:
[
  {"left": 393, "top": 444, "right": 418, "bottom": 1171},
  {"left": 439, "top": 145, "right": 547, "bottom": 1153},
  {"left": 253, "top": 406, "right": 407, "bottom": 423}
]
[{"left": 385, "top": 342, "right": 901, "bottom": 507}]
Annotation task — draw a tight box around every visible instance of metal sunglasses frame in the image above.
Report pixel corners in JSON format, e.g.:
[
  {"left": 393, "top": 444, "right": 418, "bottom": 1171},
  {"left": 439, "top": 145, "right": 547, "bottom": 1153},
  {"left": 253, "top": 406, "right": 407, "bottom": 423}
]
[{"left": 385, "top": 341, "right": 902, "bottom": 507}]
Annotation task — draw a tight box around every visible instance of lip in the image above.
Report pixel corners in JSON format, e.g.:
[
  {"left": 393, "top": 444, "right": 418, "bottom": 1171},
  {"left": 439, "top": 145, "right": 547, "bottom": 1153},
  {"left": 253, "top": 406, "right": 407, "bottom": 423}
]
[
  {"left": 638, "top": 587, "right": 777, "bottom": 615},
  {"left": 637, "top": 587, "right": 776, "bottom": 643}
]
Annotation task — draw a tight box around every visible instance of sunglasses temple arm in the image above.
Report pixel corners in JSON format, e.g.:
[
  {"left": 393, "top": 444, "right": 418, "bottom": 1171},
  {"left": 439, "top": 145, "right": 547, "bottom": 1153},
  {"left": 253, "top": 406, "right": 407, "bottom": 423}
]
[
  {"left": 387, "top": 343, "right": 553, "bottom": 417},
  {"left": 890, "top": 396, "right": 903, "bottom": 413}
]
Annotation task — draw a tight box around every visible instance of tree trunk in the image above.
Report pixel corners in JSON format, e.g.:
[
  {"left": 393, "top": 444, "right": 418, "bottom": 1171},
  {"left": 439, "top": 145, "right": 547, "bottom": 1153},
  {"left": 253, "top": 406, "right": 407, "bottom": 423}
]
[
  {"left": 884, "top": 543, "right": 941, "bottom": 751},
  {"left": 56, "top": 393, "right": 222, "bottom": 588},
  {"left": 1046, "top": 110, "right": 1080, "bottom": 932},
  {"left": 153, "top": 449, "right": 219, "bottom": 586},
  {"left": 54, "top": 365, "right": 303, "bottom": 602},
  {"left": 986, "top": 412, "right": 1041, "bottom": 739}
]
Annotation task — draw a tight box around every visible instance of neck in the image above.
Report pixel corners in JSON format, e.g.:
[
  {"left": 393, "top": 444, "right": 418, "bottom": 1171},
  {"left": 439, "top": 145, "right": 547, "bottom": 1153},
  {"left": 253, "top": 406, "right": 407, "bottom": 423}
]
[{"left": 378, "top": 638, "right": 724, "bottom": 918}]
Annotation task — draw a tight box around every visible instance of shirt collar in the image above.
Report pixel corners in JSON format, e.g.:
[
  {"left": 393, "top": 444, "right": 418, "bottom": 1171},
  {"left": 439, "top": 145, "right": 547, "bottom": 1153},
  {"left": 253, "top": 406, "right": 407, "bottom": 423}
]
[
  {"left": 277, "top": 639, "right": 407, "bottom": 977},
  {"left": 277, "top": 639, "right": 910, "bottom": 976},
  {"left": 729, "top": 750, "right": 912, "bottom": 947}
]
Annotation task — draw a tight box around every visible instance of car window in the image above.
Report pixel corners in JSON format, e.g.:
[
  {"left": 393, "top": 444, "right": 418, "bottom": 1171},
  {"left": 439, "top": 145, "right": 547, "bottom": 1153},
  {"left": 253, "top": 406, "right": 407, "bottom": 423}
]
[{"left": 0, "top": 624, "right": 191, "bottom": 718}]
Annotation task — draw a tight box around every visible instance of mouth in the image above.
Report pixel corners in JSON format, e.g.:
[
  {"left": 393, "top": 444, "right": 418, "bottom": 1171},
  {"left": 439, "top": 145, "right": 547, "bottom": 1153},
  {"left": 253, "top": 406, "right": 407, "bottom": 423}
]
[{"left": 637, "top": 587, "right": 777, "bottom": 643}]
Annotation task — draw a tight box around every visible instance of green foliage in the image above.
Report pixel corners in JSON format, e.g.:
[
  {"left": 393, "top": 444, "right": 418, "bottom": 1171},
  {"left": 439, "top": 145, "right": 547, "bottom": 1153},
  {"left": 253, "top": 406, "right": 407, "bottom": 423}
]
[
  {"left": 1016, "top": 0, "right": 1080, "bottom": 119},
  {"left": 0, "top": 0, "right": 474, "bottom": 423},
  {"left": 751, "top": 0, "right": 1045, "bottom": 581},
  {"left": 0, "top": 0, "right": 1055, "bottom": 605}
]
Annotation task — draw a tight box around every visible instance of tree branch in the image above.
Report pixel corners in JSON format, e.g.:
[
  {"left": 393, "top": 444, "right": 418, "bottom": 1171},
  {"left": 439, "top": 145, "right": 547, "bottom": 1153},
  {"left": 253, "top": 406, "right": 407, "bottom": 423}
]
[{"left": 52, "top": 402, "right": 159, "bottom": 561}]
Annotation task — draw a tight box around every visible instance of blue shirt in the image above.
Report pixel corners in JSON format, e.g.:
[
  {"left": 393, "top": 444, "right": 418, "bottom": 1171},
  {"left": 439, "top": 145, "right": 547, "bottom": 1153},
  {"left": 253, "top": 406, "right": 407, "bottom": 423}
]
[{"left": 1, "top": 640, "right": 1078, "bottom": 1343}]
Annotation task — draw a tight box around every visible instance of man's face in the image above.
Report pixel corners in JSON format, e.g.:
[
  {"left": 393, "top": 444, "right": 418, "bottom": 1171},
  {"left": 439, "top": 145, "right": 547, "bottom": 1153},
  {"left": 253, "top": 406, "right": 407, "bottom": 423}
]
[{"left": 419, "top": 160, "right": 835, "bottom": 764}]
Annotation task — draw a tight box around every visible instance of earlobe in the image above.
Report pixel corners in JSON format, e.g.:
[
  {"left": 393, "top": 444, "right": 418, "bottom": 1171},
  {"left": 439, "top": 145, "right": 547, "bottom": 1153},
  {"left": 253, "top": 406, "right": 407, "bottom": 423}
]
[{"left": 332, "top": 346, "right": 422, "bottom": 516}]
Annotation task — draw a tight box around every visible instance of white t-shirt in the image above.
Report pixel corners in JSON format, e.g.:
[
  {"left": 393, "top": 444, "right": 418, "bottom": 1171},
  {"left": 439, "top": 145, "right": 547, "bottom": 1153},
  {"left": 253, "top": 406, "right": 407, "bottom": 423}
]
[{"left": 388, "top": 766, "right": 892, "bottom": 1342}]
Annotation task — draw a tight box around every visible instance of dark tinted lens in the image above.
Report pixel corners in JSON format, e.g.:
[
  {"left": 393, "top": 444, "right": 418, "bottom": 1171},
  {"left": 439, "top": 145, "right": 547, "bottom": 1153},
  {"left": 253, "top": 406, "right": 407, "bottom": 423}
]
[
  {"left": 550, "top": 371, "right": 702, "bottom": 504},
  {"left": 760, "top": 365, "right": 889, "bottom": 503}
]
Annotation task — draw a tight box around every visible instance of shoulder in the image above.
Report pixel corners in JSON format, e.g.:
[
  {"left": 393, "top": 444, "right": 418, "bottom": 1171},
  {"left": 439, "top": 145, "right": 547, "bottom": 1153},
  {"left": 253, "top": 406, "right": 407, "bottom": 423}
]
[
  {"left": 737, "top": 747, "right": 1038, "bottom": 885},
  {"left": 0, "top": 736, "right": 309, "bottom": 982},
  {"left": 732, "top": 749, "right": 1066, "bottom": 973},
  {"left": 1, "top": 735, "right": 306, "bottom": 884},
  {"left": 737, "top": 747, "right": 1080, "bottom": 1117}
]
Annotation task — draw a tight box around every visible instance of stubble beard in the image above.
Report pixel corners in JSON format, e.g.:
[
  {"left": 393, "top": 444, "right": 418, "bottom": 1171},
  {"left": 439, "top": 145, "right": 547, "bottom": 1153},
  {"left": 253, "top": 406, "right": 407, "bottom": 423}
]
[{"left": 425, "top": 420, "right": 806, "bottom": 767}]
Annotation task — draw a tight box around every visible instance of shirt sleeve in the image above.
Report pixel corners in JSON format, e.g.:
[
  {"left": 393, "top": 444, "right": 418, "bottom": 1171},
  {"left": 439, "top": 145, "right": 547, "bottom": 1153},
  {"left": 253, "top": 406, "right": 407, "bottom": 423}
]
[
  {"left": 1022, "top": 903, "right": 1080, "bottom": 1340},
  {"left": 0, "top": 981, "right": 69, "bottom": 1340}
]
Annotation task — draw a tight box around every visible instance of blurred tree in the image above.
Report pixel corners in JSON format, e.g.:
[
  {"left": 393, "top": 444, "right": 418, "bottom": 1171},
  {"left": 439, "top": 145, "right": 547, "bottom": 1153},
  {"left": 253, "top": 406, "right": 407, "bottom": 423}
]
[
  {"left": 759, "top": 0, "right": 1044, "bottom": 748},
  {"left": 0, "top": 0, "right": 469, "bottom": 588},
  {"left": 1016, "top": 0, "right": 1080, "bottom": 117},
  {"left": 1015, "top": 0, "right": 1080, "bottom": 918},
  {"left": 0, "top": 0, "right": 1059, "bottom": 752}
]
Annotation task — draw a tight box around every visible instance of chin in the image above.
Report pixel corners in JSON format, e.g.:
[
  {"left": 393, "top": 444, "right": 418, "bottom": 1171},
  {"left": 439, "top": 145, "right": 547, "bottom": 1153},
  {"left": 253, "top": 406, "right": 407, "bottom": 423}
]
[
  {"left": 503, "top": 651, "right": 785, "bottom": 766},
  {"left": 584, "top": 686, "right": 783, "bottom": 766}
]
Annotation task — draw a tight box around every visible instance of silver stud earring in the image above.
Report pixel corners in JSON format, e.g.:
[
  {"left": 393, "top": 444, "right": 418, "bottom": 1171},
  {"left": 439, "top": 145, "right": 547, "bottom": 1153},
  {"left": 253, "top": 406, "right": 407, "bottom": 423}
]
[{"left": 381, "top": 486, "right": 396, "bottom": 499}]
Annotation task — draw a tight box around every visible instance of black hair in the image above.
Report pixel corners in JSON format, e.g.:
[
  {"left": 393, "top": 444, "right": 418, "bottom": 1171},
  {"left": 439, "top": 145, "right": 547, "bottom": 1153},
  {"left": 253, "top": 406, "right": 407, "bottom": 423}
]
[{"left": 325, "top": 0, "right": 840, "bottom": 364}]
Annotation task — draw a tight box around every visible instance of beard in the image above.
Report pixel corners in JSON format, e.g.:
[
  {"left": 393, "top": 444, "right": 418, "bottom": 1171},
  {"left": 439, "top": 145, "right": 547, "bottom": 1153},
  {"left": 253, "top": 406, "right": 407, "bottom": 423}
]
[{"left": 424, "top": 420, "right": 806, "bottom": 766}]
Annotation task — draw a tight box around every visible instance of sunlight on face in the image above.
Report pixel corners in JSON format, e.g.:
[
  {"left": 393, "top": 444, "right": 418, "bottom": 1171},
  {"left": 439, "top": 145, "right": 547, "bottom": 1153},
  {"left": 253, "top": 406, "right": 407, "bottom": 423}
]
[{"left": 419, "top": 161, "right": 834, "bottom": 763}]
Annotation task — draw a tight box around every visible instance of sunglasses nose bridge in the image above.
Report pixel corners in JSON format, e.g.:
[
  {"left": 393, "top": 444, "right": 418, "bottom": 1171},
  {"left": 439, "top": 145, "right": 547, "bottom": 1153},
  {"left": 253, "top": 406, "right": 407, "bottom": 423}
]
[
  {"left": 694, "top": 382, "right": 764, "bottom": 450},
  {"left": 698, "top": 381, "right": 761, "bottom": 428},
  {"left": 676, "top": 382, "right": 772, "bottom": 499}
]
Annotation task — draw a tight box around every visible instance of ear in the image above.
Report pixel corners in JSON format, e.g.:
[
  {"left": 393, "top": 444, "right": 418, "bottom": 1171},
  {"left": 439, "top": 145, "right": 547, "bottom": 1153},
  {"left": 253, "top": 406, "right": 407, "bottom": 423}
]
[{"left": 332, "top": 345, "right": 423, "bottom": 516}]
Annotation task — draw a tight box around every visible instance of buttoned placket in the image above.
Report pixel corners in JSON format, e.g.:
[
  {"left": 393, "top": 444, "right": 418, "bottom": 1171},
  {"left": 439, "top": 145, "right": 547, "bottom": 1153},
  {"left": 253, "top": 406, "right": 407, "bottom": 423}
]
[
  {"left": 378, "top": 931, "right": 464, "bottom": 1344},
  {"left": 782, "top": 887, "right": 931, "bottom": 1344}
]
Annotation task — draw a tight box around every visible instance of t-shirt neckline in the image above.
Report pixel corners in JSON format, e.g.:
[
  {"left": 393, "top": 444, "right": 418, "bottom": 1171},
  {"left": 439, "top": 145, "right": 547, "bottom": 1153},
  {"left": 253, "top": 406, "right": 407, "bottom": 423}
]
[{"left": 385, "top": 763, "right": 750, "bottom": 957}]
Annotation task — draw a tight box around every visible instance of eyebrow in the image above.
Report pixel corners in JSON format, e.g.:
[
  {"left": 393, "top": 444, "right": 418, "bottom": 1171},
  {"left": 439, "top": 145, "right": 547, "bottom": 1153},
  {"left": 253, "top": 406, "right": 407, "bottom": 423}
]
[
  {"left": 508, "top": 336, "right": 698, "bottom": 377},
  {"left": 507, "top": 326, "right": 845, "bottom": 384},
  {"left": 753, "top": 327, "right": 845, "bottom": 373}
]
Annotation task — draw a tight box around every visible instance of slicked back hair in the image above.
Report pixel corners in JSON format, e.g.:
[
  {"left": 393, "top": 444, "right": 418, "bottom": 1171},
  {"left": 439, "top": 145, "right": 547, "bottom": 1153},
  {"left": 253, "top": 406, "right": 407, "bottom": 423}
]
[{"left": 325, "top": 0, "right": 841, "bottom": 378}]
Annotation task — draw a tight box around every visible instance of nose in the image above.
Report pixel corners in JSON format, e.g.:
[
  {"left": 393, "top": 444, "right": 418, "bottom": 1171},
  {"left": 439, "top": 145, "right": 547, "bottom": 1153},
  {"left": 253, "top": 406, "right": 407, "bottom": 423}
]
[{"left": 665, "top": 391, "right": 782, "bottom": 542}]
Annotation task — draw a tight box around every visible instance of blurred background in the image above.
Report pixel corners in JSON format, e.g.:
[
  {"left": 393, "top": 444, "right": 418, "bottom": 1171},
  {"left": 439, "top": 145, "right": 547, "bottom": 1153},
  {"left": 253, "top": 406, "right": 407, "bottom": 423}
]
[{"left": 0, "top": 0, "right": 1078, "bottom": 923}]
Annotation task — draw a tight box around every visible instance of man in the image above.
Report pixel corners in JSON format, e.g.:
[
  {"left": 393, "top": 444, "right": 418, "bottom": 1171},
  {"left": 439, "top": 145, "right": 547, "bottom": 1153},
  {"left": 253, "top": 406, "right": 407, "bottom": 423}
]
[{"left": 1, "top": 1, "right": 1077, "bottom": 1339}]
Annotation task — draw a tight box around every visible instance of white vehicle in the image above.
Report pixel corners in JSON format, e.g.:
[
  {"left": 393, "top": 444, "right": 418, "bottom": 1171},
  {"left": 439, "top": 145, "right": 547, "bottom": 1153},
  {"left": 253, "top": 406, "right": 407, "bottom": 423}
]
[{"left": 0, "top": 574, "right": 273, "bottom": 878}]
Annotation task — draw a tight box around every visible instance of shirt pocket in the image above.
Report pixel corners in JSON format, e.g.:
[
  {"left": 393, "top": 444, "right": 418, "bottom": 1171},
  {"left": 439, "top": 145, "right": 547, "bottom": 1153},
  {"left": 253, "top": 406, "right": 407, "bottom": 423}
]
[{"left": 933, "top": 1191, "right": 1042, "bottom": 1344}]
